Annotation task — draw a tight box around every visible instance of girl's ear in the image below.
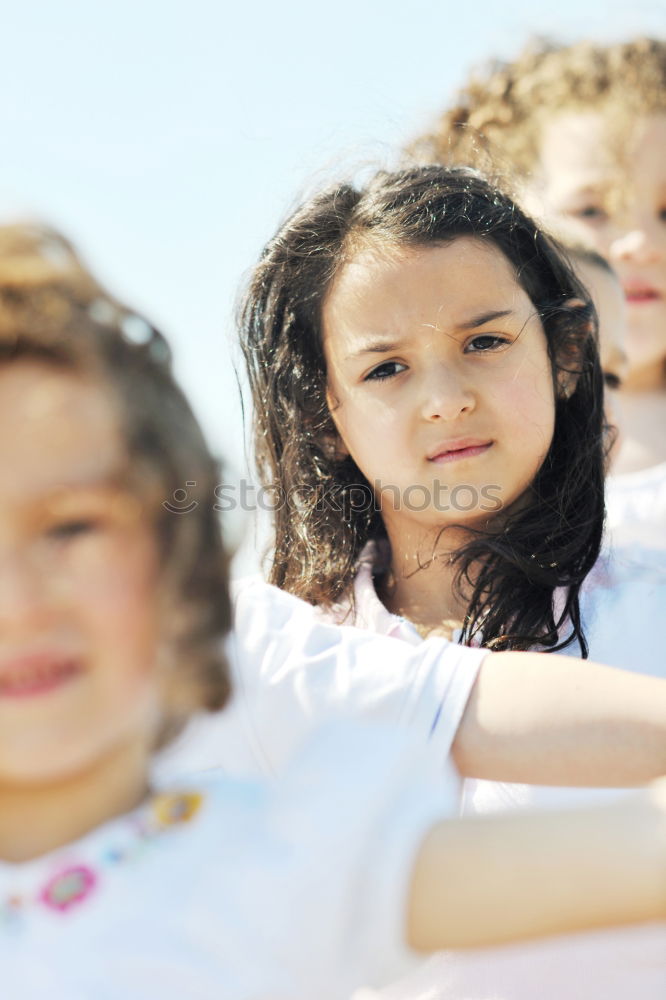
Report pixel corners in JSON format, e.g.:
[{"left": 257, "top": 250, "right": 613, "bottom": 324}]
[{"left": 324, "top": 386, "right": 350, "bottom": 458}]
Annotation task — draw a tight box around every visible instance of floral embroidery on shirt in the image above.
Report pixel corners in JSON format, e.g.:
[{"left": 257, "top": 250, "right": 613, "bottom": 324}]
[
  {"left": 41, "top": 865, "right": 96, "bottom": 912},
  {"left": 152, "top": 791, "right": 202, "bottom": 827},
  {"left": 0, "top": 789, "right": 205, "bottom": 929}
]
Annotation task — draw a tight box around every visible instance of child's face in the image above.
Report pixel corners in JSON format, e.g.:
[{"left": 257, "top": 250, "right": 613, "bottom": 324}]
[
  {"left": 0, "top": 361, "right": 163, "bottom": 786},
  {"left": 323, "top": 238, "right": 556, "bottom": 541},
  {"left": 525, "top": 112, "right": 666, "bottom": 386}
]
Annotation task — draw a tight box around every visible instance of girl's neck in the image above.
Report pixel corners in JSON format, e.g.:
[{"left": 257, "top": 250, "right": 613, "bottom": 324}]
[
  {"left": 613, "top": 386, "right": 666, "bottom": 475},
  {"left": 0, "top": 738, "right": 151, "bottom": 864},
  {"left": 379, "top": 524, "right": 472, "bottom": 637}
]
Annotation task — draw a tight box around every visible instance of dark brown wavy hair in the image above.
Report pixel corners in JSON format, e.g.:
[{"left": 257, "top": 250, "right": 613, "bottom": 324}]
[
  {"left": 0, "top": 224, "right": 231, "bottom": 739},
  {"left": 240, "top": 166, "right": 608, "bottom": 655}
]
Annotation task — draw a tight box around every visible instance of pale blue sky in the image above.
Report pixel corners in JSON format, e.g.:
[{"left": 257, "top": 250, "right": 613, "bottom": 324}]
[{"left": 2, "top": 0, "right": 663, "bottom": 565}]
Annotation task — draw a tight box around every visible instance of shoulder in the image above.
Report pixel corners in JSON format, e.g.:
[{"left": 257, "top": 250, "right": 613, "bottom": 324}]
[
  {"left": 232, "top": 575, "right": 320, "bottom": 632},
  {"left": 227, "top": 575, "right": 486, "bottom": 776},
  {"left": 230, "top": 572, "right": 485, "bottom": 692}
]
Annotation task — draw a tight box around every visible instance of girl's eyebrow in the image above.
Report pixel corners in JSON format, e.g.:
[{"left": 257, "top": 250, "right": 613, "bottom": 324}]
[
  {"left": 34, "top": 472, "right": 132, "bottom": 504},
  {"left": 346, "top": 309, "right": 517, "bottom": 359},
  {"left": 559, "top": 180, "right": 609, "bottom": 199},
  {"left": 53, "top": 476, "right": 125, "bottom": 493},
  {"left": 346, "top": 340, "right": 402, "bottom": 360},
  {"left": 455, "top": 309, "right": 514, "bottom": 330}
]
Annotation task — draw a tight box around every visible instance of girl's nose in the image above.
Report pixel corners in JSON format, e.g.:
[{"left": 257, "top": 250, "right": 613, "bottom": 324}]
[
  {"left": 609, "top": 225, "right": 662, "bottom": 266},
  {"left": 420, "top": 366, "right": 475, "bottom": 421}
]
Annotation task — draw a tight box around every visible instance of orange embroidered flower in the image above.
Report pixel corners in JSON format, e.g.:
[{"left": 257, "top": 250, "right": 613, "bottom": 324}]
[{"left": 151, "top": 791, "right": 203, "bottom": 828}]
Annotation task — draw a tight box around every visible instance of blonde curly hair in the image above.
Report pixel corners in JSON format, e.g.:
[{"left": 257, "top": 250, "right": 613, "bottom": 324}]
[{"left": 409, "top": 37, "right": 666, "bottom": 179}]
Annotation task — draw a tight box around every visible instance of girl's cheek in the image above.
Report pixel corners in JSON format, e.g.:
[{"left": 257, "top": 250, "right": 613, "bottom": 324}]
[
  {"left": 56, "top": 530, "right": 159, "bottom": 610},
  {"left": 508, "top": 379, "right": 556, "bottom": 440}
]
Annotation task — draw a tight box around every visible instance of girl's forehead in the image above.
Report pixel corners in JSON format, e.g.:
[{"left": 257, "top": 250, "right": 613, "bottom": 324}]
[
  {"left": 0, "top": 361, "right": 127, "bottom": 502},
  {"left": 330, "top": 237, "right": 517, "bottom": 296},
  {"left": 535, "top": 111, "right": 666, "bottom": 196},
  {"left": 334, "top": 235, "right": 520, "bottom": 291}
]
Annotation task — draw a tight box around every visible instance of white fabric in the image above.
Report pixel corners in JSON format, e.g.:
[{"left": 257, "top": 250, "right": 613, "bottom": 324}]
[
  {"left": 156, "top": 577, "right": 486, "bottom": 783},
  {"left": 322, "top": 541, "right": 666, "bottom": 1000},
  {"left": 606, "top": 460, "right": 666, "bottom": 549},
  {"left": 0, "top": 722, "right": 456, "bottom": 1000}
]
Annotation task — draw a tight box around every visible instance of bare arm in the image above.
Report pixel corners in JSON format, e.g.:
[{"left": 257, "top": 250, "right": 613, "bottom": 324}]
[
  {"left": 453, "top": 651, "right": 666, "bottom": 785},
  {"left": 407, "top": 778, "right": 666, "bottom": 950}
]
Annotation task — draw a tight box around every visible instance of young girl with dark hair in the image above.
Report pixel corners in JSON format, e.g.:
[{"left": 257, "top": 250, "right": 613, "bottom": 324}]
[
  {"left": 239, "top": 165, "right": 666, "bottom": 998},
  {"left": 242, "top": 165, "right": 617, "bottom": 650}
]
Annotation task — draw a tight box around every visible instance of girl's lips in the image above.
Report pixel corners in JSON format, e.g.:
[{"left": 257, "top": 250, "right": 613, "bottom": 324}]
[
  {"left": 623, "top": 285, "right": 661, "bottom": 305},
  {"left": 428, "top": 442, "right": 493, "bottom": 464},
  {"left": 0, "top": 654, "right": 82, "bottom": 699}
]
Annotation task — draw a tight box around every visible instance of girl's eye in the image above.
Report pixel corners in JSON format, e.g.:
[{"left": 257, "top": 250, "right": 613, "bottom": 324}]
[
  {"left": 659, "top": 207, "right": 666, "bottom": 223},
  {"left": 364, "top": 361, "right": 407, "bottom": 381},
  {"left": 46, "top": 518, "right": 101, "bottom": 541},
  {"left": 466, "top": 335, "right": 510, "bottom": 353},
  {"left": 572, "top": 205, "right": 607, "bottom": 223},
  {"left": 603, "top": 371, "right": 622, "bottom": 391}
]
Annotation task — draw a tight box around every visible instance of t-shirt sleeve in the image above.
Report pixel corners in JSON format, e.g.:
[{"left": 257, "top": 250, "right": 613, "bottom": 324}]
[
  {"left": 247, "top": 720, "right": 459, "bottom": 997},
  {"left": 230, "top": 580, "right": 486, "bottom": 776}
]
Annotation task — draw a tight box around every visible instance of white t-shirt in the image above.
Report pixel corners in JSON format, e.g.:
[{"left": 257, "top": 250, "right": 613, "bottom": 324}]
[
  {"left": 156, "top": 578, "right": 486, "bottom": 783},
  {"left": 606, "top": 460, "right": 666, "bottom": 550},
  {"left": 320, "top": 541, "right": 666, "bottom": 1000},
  {"left": 0, "top": 722, "right": 456, "bottom": 1000}
]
